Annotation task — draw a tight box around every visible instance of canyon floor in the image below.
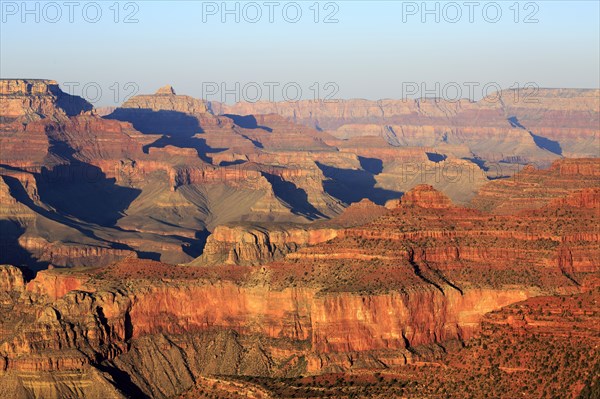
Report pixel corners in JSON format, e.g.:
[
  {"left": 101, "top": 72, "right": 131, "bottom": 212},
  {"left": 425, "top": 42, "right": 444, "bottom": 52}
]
[{"left": 0, "top": 80, "right": 599, "bottom": 398}]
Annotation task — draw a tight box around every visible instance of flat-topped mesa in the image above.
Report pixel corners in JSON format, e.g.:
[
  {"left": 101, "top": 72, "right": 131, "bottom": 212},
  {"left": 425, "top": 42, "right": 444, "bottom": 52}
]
[
  {"left": 194, "top": 200, "right": 388, "bottom": 266},
  {"left": 117, "top": 85, "right": 209, "bottom": 114},
  {"left": 107, "top": 85, "right": 217, "bottom": 134},
  {"left": 0, "top": 79, "right": 59, "bottom": 96},
  {"left": 387, "top": 184, "right": 454, "bottom": 209},
  {"left": 0, "top": 79, "right": 92, "bottom": 121}
]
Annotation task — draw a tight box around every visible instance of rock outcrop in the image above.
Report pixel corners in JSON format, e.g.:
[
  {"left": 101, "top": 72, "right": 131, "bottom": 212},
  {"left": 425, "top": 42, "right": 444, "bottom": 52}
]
[
  {"left": 116, "top": 85, "right": 208, "bottom": 114},
  {"left": 1, "top": 80, "right": 598, "bottom": 278},
  {"left": 195, "top": 224, "right": 339, "bottom": 265},
  {"left": 0, "top": 82, "right": 347, "bottom": 268},
  {"left": 232, "top": 288, "right": 600, "bottom": 398},
  {"left": 0, "top": 181, "right": 598, "bottom": 397},
  {"left": 0, "top": 265, "right": 24, "bottom": 292},
  {"left": 195, "top": 199, "right": 388, "bottom": 265},
  {"left": 471, "top": 158, "right": 600, "bottom": 213},
  {"left": 0, "top": 79, "right": 92, "bottom": 122},
  {"left": 385, "top": 184, "right": 453, "bottom": 209},
  {"left": 0, "top": 264, "right": 538, "bottom": 398},
  {"left": 214, "top": 89, "right": 600, "bottom": 161},
  {"left": 155, "top": 85, "right": 176, "bottom": 95}
]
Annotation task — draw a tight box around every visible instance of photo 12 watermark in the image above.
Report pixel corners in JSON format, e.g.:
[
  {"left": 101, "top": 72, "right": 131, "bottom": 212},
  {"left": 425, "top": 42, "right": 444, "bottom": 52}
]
[
  {"left": 401, "top": 1, "right": 540, "bottom": 24},
  {"left": 394, "top": 161, "right": 542, "bottom": 183},
  {"left": 401, "top": 81, "right": 540, "bottom": 103},
  {"left": 201, "top": 1, "right": 339, "bottom": 23},
  {"left": 1, "top": 1, "right": 140, "bottom": 23},
  {"left": 60, "top": 81, "right": 140, "bottom": 105},
  {"left": 201, "top": 81, "right": 340, "bottom": 103}
]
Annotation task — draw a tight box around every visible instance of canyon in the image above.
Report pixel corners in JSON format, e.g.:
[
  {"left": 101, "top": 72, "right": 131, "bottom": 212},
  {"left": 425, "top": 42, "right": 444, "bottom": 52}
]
[
  {"left": 1, "top": 182, "right": 598, "bottom": 397},
  {"left": 2, "top": 80, "right": 598, "bottom": 269},
  {"left": 0, "top": 79, "right": 599, "bottom": 398}
]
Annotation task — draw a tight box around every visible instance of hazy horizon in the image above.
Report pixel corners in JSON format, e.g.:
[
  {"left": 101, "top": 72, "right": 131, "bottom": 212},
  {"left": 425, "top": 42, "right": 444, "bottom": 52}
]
[
  {"left": 1, "top": 3, "right": 600, "bottom": 398},
  {"left": 2, "top": 1, "right": 599, "bottom": 106}
]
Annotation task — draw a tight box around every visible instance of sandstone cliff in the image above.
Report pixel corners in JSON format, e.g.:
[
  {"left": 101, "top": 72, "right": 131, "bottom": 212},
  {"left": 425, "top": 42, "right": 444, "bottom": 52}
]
[
  {"left": 214, "top": 89, "right": 600, "bottom": 161},
  {"left": 194, "top": 224, "right": 339, "bottom": 265},
  {"left": 0, "top": 264, "right": 538, "bottom": 398},
  {"left": 0, "top": 79, "right": 92, "bottom": 122},
  {"left": 1, "top": 182, "right": 598, "bottom": 397},
  {"left": 471, "top": 158, "right": 600, "bottom": 213},
  {"left": 195, "top": 199, "right": 388, "bottom": 266}
]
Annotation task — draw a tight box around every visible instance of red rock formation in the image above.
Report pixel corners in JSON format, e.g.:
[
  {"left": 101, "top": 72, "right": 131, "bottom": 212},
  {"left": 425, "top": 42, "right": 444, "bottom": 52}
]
[
  {"left": 0, "top": 180, "right": 598, "bottom": 396},
  {"left": 0, "top": 79, "right": 92, "bottom": 122},
  {"left": 235, "top": 288, "right": 600, "bottom": 398},
  {"left": 327, "top": 198, "right": 389, "bottom": 227},
  {"left": 396, "top": 184, "right": 453, "bottom": 209},
  {"left": 4, "top": 80, "right": 596, "bottom": 271},
  {"left": 17, "top": 237, "right": 137, "bottom": 270},
  {"left": 0, "top": 264, "right": 535, "bottom": 380},
  {"left": 0, "top": 265, "right": 25, "bottom": 292},
  {"left": 1, "top": 78, "right": 598, "bottom": 397},
  {"left": 548, "top": 187, "right": 600, "bottom": 209},
  {"left": 196, "top": 199, "right": 388, "bottom": 265},
  {"left": 1, "top": 82, "right": 351, "bottom": 268},
  {"left": 118, "top": 85, "right": 209, "bottom": 114},
  {"left": 24, "top": 268, "right": 91, "bottom": 300},
  {"left": 195, "top": 224, "right": 339, "bottom": 265},
  {"left": 471, "top": 158, "right": 600, "bottom": 213},
  {"left": 214, "top": 89, "right": 600, "bottom": 160}
]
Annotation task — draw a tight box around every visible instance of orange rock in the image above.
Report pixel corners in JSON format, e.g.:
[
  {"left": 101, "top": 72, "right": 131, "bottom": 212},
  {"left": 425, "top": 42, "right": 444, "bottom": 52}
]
[{"left": 399, "top": 184, "right": 453, "bottom": 209}]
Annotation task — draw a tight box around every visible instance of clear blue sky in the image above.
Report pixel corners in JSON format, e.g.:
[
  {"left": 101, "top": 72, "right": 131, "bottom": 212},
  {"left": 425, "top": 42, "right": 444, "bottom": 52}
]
[{"left": 1, "top": 1, "right": 599, "bottom": 105}]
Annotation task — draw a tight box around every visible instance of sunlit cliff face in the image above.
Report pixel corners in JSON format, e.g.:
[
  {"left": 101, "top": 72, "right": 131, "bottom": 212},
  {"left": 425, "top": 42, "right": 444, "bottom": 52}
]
[{"left": 0, "top": 79, "right": 598, "bottom": 398}]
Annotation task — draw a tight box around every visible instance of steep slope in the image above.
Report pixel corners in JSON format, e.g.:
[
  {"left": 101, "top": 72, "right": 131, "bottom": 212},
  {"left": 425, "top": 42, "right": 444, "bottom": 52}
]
[
  {"left": 1, "top": 82, "right": 349, "bottom": 268},
  {"left": 215, "top": 288, "right": 599, "bottom": 399},
  {"left": 214, "top": 89, "right": 599, "bottom": 164},
  {"left": 0, "top": 79, "right": 92, "bottom": 122},
  {"left": 2, "top": 80, "right": 598, "bottom": 272},
  {"left": 1, "top": 184, "right": 597, "bottom": 397},
  {"left": 471, "top": 158, "right": 600, "bottom": 213},
  {"left": 193, "top": 199, "right": 387, "bottom": 266}
]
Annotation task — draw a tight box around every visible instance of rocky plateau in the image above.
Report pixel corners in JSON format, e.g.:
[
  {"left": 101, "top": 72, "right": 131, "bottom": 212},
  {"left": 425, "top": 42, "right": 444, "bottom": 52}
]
[{"left": 0, "top": 79, "right": 599, "bottom": 398}]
